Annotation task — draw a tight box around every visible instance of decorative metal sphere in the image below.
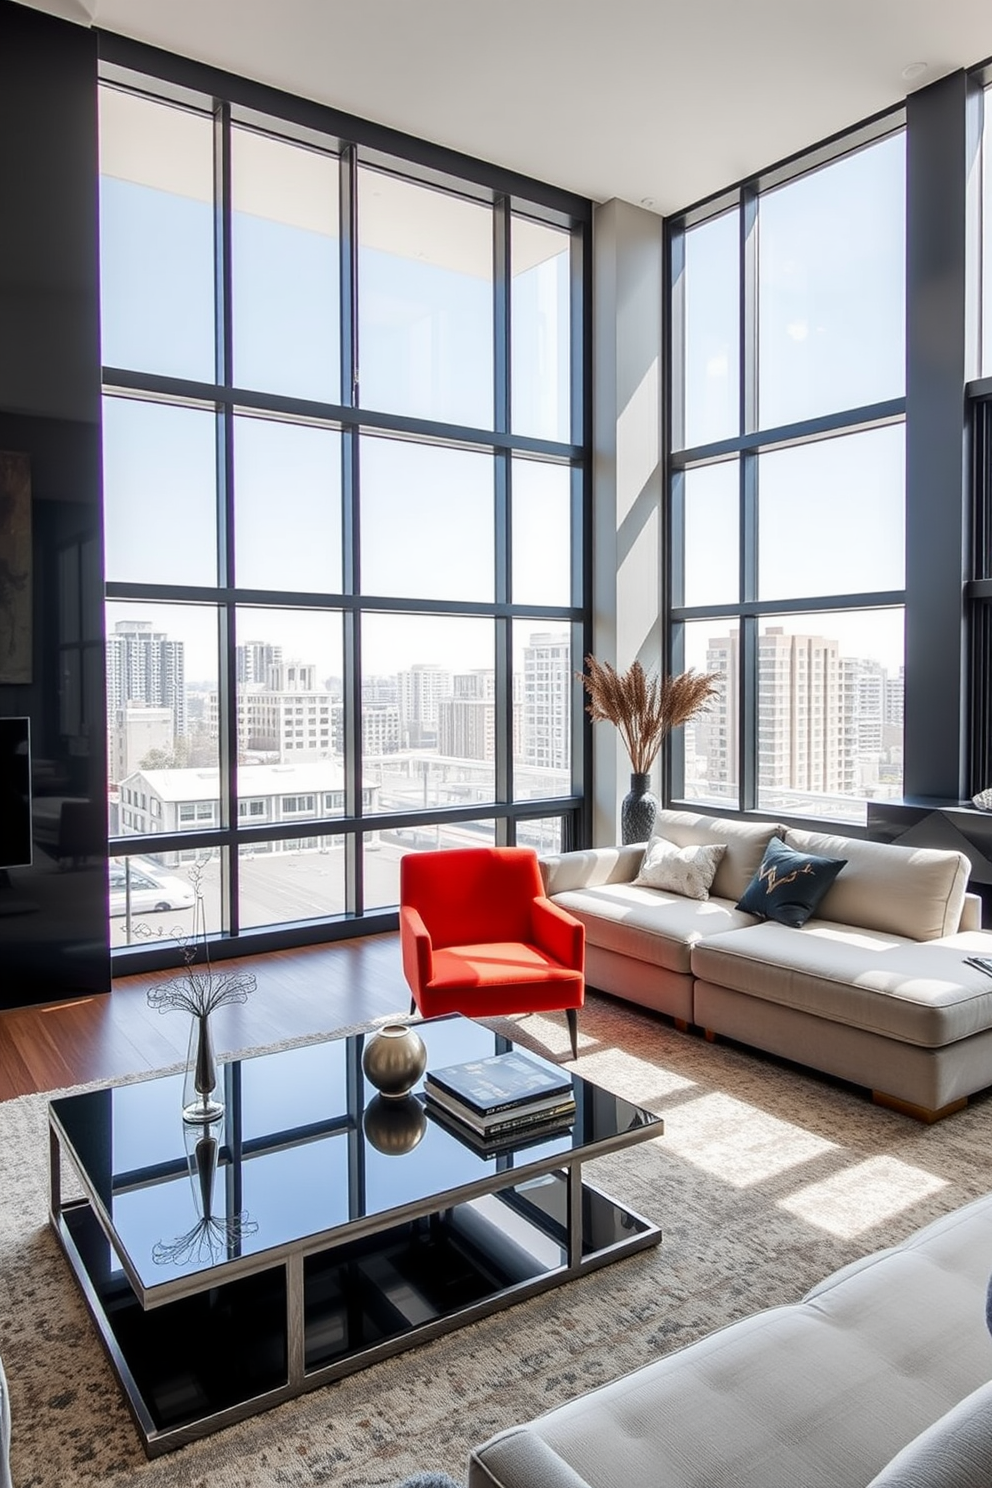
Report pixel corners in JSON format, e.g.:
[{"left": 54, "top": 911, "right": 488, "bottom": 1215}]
[{"left": 362, "top": 1023, "right": 427, "bottom": 1099}]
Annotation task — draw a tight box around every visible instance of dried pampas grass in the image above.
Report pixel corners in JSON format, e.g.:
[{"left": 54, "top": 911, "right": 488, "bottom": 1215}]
[{"left": 578, "top": 656, "right": 721, "bottom": 773}]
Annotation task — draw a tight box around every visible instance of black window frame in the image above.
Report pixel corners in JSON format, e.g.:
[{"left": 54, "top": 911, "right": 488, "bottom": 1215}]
[
  {"left": 665, "top": 109, "right": 909, "bottom": 825},
  {"left": 98, "top": 34, "right": 593, "bottom": 971}
]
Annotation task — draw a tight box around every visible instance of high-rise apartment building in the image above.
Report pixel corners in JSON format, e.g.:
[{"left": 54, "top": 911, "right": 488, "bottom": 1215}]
[
  {"left": 694, "top": 627, "right": 903, "bottom": 809},
  {"left": 521, "top": 632, "right": 570, "bottom": 771},
  {"left": 438, "top": 670, "right": 494, "bottom": 761},
  {"left": 397, "top": 664, "right": 452, "bottom": 749},
  {"left": 237, "top": 641, "right": 283, "bottom": 689},
  {"left": 105, "top": 620, "right": 186, "bottom": 782}
]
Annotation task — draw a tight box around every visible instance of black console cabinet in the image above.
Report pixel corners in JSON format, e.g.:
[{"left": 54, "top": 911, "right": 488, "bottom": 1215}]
[{"left": 867, "top": 798, "right": 992, "bottom": 928}]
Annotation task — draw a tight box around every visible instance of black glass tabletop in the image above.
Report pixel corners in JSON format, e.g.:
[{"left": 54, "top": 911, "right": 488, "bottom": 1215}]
[{"left": 50, "top": 1014, "right": 659, "bottom": 1295}]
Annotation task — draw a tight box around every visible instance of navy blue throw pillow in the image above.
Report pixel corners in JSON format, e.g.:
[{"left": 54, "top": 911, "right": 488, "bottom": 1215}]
[{"left": 736, "top": 836, "right": 846, "bottom": 928}]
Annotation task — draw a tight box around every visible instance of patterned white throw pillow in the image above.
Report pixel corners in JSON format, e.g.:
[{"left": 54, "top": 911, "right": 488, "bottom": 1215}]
[{"left": 634, "top": 835, "right": 727, "bottom": 900}]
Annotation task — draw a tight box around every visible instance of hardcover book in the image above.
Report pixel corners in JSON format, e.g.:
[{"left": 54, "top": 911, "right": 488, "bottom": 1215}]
[
  {"left": 425, "top": 1079, "right": 576, "bottom": 1136},
  {"left": 425, "top": 1099, "right": 575, "bottom": 1157},
  {"left": 425, "top": 1050, "right": 573, "bottom": 1116}
]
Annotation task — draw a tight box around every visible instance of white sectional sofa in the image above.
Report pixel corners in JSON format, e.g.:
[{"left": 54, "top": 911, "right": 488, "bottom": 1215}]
[
  {"left": 468, "top": 1191, "right": 992, "bottom": 1488},
  {"left": 541, "top": 810, "right": 992, "bottom": 1121}
]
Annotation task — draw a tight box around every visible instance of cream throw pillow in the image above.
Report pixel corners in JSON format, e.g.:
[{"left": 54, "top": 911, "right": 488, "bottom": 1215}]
[{"left": 634, "top": 835, "right": 727, "bottom": 900}]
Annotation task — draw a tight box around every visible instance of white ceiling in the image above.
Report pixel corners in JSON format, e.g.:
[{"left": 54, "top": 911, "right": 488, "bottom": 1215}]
[{"left": 15, "top": 0, "right": 992, "bottom": 214}]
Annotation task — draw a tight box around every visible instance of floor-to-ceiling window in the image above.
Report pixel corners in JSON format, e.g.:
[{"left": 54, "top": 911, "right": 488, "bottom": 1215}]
[
  {"left": 98, "top": 54, "right": 590, "bottom": 959},
  {"left": 669, "top": 122, "right": 907, "bottom": 825}
]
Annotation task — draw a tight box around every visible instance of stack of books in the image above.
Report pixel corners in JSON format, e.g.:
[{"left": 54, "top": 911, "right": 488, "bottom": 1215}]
[{"left": 424, "top": 1051, "right": 575, "bottom": 1152}]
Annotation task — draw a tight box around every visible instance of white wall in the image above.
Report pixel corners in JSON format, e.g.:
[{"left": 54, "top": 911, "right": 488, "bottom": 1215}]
[{"left": 591, "top": 199, "right": 665, "bottom": 844}]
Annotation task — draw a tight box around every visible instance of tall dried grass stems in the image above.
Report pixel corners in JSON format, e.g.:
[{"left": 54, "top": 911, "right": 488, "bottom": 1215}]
[{"left": 579, "top": 656, "right": 721, "bottom": 774}]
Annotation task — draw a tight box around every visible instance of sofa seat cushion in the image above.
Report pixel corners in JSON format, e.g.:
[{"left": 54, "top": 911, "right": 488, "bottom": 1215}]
[
  {"left": 783, "top": 829, "right": 970, "bottom": 941},
  {"left": 551, "top": 883, "right": 757, "bottom": 975},
  {"left": 691, "top": 923, "right": 992, "bottom": 1048}
]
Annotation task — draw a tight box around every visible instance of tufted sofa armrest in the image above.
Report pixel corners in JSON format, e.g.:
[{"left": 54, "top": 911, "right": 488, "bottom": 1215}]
[
  {"left": 470, "top": 1426, "right": 595, "bottom": 1488},
  {"left": 0, "top": 1354, "right": 11, "bottom": 1488},
  {"left": 539, "top": 845, "right": 645, "bottom": 898},
  {"left": 864, "top": 1380, "right": 992, "bottom": 1488},
  {"left": 959, "top": 894, "right": 983, "bottom": 933}
]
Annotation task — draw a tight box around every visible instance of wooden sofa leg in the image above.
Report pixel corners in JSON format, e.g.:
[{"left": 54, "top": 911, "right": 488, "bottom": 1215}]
[
  {"left": 872, "top": 1090, "right": 968, "bottom": 1123},
  {"left": 704, "top": 1029, "right": 717, "bottom": 1043},
  {"left": 566, "top": 1007, "right": 579, "bottom": 1061},
  {"left": 674, "top": 1018, "right": 689, "bottom": 1034}
]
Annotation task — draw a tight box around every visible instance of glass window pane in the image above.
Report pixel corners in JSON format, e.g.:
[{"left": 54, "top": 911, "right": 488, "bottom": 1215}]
[
  {"left": 358, "top": 169, "right": 493, "bottom": 427},
  {"left": 755, "top": 609, "right": 904, "bottom": 822},
  {"left": 512, "top": 459, "right": 571, "bottom": 607},
  {"left": 234, "top": 416, "right": 342, "bottom": 592},
  {"left": 363, "top": 821, "right": 497, "bottom": 912},
  {"left": 239, "top": 836, "right": 346, "bottom": 929},
  {"left": 103, "top": 397, "right": 217, "bottom": 586},
  {"left": 681, "top": 210, "right": 740, "bottom": 449},
  {"left": 109, "top": 848, "right": 222, "bottom": 948},
  {"left": 678, "top": 622, "right": 738, "bottom": 809},
  {"left": 511, "top": 217, "right": 571, "bottom": 442},
  {"left": 513, "top": 623, "right": 572, "bottom": 800},
  {"left": 235, "top": 609, "right": 343, "bottom": 816},
  {"left": 232, "top": 128, "right": 340, "bottom": 403},
  {"left": 758, "top": 133, "right": 906, "bottom": 428},
  {"left": 515, "top": 816, "right": 565, "bottom": 854},
  {"left": 758, "top": 425, "right": 905, "bottom": 601},
  {"left": 99, "top": 88, "right": 214, "bottom": 382},
  {"left": 682, "top": 462, "right": 739, "bottom": 607},
  {"left": 361, "top": 613, "right": 495, "bottom": 812},
  {"left": 360, "top": 437, "right": 493, "bottom": 602},
  {"left": 106, "top": 600, "right": 219, "bottom": 807}
]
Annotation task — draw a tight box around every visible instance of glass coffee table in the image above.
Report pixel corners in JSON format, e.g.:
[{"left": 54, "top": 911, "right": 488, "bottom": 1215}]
[{"left": 48, "top": 1014, "right": 662, "bottom": 1456}]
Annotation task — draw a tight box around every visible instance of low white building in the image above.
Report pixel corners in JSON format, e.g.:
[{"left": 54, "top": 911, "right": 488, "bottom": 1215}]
[{"left": 118, "top": 760, "right": 379, "bottom": 859}]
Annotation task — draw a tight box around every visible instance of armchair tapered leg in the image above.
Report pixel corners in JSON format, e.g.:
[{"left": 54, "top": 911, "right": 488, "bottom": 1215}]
[
  {"left": 566, "top": 1007, "right": 579, "bottom": 1061},
  {"left": 409, "top": 995, "right": 416, "bottom": 1016}
]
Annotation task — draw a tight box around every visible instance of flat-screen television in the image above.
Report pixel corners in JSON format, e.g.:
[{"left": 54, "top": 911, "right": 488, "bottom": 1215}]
[{"left": 0, "top": 716, "right": 32, "bottom": 869}]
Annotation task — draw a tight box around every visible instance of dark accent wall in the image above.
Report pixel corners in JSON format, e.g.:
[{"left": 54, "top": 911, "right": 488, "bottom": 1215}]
[
  {"left": 0, "top": 1, "right": 109, "bottom": 1005},
  {"left": 903, "top": 71, "right": 975, "bottom": 800}
]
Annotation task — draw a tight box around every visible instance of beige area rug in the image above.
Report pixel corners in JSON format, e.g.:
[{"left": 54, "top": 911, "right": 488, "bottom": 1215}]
[{"left": 3, "top": 992, "right": 992, "bottom": 1488}]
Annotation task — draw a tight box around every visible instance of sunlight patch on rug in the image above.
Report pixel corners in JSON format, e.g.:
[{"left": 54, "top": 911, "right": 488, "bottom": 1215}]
[
  {"left": 577, "top": 1049, "right": 696, "bottom": 1103},
  {"left": 661, "top": 1091, "right": 838, "bottom": 1187},
  {"left": 779, "top": 1156, "right": 949, "bottom": 1237}
]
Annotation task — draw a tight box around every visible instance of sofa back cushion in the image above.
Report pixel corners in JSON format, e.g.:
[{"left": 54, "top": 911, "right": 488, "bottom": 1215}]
[
  {"left": 783, "top": 828, "right": 970, "bottom": 941},
  {"left": 650, "top": 810, "right": 781, "bottom": 903}
]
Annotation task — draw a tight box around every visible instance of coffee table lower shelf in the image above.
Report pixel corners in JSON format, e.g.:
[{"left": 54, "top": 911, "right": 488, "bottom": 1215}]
[{"left": 54, "top": 1168, "right": 661, "bottom": 1456}]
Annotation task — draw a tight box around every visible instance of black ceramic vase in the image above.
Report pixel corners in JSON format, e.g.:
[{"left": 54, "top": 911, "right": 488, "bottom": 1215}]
[{"left": 621, "top": 772, "right": 658, "bottom": 845}]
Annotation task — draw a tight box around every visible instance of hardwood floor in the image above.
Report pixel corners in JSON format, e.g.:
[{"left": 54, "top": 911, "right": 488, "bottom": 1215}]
[{"left": 0, "top": 932, "right": 407, "bottom": 1102}]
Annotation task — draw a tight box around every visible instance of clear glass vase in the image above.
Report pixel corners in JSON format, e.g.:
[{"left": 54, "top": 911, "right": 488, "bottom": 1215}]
[{"left": 182, "top": 1012, "right": 225, "bottom": 1125}]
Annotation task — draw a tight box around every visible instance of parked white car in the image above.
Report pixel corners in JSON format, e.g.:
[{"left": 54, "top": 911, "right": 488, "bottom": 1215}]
[{"left": 108, "top": 864, "right": 195, "bottom": 917}]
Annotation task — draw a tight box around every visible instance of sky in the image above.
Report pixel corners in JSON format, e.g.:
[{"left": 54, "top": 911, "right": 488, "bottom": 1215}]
[
  {"left": 99, "top": 91, "right": 573, "bottom": 682},
  {"left": 99, "top": 96, "right": 992, "bottom": 693}
]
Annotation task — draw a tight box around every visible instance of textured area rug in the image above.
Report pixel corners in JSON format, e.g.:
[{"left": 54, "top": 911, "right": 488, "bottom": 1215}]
[{"left": 3, "top": 992, "right": 992, "bottom": 1487}]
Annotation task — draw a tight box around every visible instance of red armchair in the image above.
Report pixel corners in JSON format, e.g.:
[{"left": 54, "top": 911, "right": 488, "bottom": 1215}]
[{"left": 400, "top": 846, "right": 585, "bottom": 1060}]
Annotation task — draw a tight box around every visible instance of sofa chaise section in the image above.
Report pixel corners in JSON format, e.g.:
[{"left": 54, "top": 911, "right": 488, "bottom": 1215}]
[
  {"left": 469, "top": 1193, "right": 992, "bottom": 1488},
  {"left": 692, "top": 828, "right": 986, "bottom": 1120}
]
